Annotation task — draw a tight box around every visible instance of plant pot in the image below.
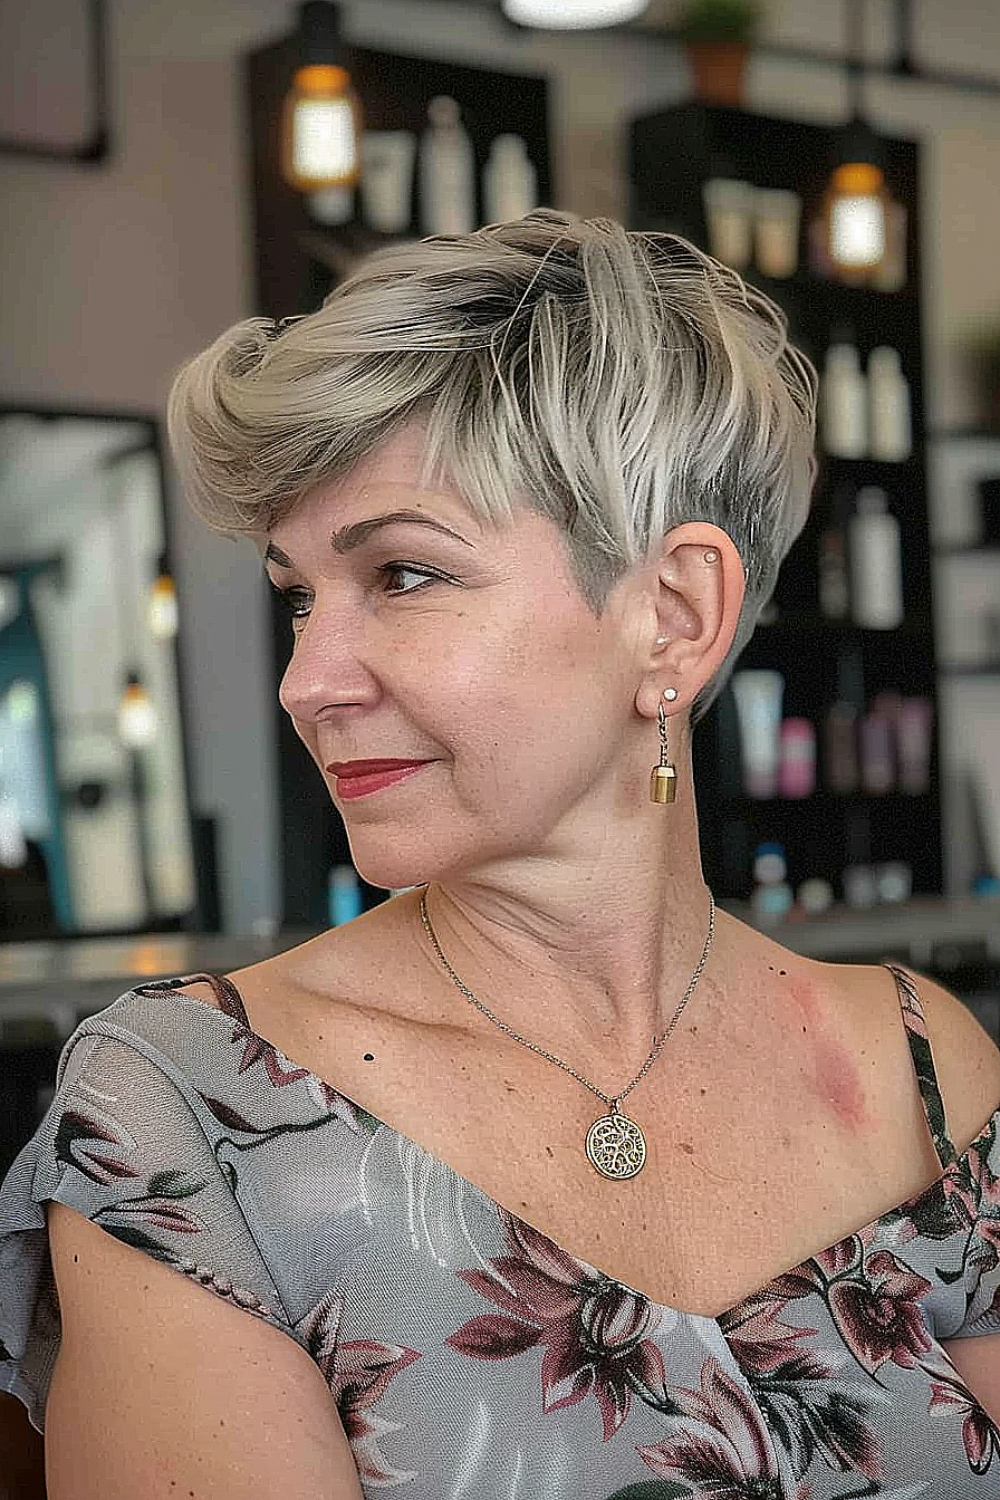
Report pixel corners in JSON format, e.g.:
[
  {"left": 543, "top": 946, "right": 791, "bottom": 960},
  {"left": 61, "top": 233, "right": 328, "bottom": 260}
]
[{"left": 685, "top": 40, "right": 750, "bottom": 106}]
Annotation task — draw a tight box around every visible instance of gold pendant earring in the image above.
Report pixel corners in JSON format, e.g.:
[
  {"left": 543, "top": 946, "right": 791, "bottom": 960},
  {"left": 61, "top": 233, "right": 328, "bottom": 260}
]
[{"left": 650, "top": 692, "right": 678, "bottom": 803}]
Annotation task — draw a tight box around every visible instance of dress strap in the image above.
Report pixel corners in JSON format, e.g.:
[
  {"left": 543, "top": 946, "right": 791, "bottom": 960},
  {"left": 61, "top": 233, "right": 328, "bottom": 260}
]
[{"left": 883, "top": 962, "right": 957, "bottom": 1169}]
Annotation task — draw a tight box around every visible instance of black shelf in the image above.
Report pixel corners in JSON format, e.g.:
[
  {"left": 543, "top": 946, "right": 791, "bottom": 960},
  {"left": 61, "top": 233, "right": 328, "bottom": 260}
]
[
  {"left": 934, "top": 544, "right": 1000, "bottom": 557},
  {"left": 721, "top": 790, "right": 935, "bottom": 810},
  {"left": 629, "top": 102, "right": 941, "bottom": 903},
  {"left": 756, "top": 615, "right": 935, "bottom": 639}
]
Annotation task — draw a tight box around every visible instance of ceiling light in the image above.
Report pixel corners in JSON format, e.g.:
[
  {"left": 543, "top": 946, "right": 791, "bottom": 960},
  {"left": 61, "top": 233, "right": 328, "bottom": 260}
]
[{"left": 502, "top": 0, "right": 648, "bottom": 29}]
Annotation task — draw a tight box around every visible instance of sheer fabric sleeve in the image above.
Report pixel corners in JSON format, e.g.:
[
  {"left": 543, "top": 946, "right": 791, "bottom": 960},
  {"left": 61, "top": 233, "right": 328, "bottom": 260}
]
[
  {"left": 0, "top": 1026, "right": 313, "bottom": 1435},
  {"left": 948, "top": 1107, "right": 1000, "bottom": 1339}
]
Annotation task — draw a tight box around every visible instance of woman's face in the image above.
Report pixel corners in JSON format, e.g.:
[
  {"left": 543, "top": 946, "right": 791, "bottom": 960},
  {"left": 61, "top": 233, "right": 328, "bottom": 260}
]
[{"left": 261, "top": 419, "right": 652, "bottom": 892}]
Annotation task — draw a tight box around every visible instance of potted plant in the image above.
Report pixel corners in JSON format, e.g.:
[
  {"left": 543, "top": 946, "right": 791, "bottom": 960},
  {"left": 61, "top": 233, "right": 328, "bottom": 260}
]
[{"left": 676, "top": 0, "right": 764, "bottom": 107}]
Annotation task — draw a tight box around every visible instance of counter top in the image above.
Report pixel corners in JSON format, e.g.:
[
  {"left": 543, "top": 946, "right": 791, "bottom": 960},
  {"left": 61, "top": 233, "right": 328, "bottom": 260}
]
[{"left": 1, "top": 893, "right": 997, "bottom": 1001}]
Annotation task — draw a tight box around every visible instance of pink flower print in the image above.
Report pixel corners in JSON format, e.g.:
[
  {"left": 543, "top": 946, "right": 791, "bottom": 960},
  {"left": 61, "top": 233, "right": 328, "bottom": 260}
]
[
  {"left": 446, "top": 1209, "right": 668, "bottom": 1440},
  {"left": 718, "top": 1289, "right": 820, "bottom": 1377},
  {"left": 54, "top": 1107, "right": 145, "bottom": 1186},
  {"left": 930, "top": 1369, "right": 1000, "bottom": 1474},
  {"left": 827, "top": 1250, "right": 932, "bottom": 1374},
  {"left": 299, "top": 1290, "right": 420, "bottom": 1486},
  {"left": 638, "top": 1359, "right": 809, "bottom": 1499}
]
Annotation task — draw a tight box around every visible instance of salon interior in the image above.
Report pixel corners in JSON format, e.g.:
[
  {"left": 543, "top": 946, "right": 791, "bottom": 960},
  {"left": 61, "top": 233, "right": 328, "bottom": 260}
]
[{"left": 1, "top": 0, "right": 999, "bottom": 1186}]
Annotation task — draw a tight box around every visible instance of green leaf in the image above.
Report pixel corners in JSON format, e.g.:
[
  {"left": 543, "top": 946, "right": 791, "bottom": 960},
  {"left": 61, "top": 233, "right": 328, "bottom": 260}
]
[{"left": 676, "top": 0, "right": 762, "bottom": 42}]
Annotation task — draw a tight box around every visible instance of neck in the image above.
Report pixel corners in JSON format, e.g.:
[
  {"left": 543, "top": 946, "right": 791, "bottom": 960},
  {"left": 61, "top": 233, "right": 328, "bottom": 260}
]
[{"left": 411, "top": 794, "right": 716, "bottom": 1082}]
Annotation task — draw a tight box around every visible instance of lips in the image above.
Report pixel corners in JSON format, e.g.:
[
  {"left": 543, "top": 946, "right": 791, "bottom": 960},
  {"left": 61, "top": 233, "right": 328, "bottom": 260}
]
[{"left": 326, "top": 758, "right": 430, "bottom": 777}]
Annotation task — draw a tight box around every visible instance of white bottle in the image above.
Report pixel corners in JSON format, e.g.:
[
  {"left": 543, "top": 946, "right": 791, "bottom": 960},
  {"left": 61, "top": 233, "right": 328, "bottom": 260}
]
[
  {"left": 483, "top": 134, "right": 537, "bottom": 224},
  {"left": 868, "top": 346, "right": 912, "bottom": 462},
  {"left": 849, "top": 487, "right": 904, "bottom": 629},
  {"left": 822, "top": 343, "right": 868, "bottom": 458},
  {"left": 418, "top": 95, "right": 475, "bottom": 236}
]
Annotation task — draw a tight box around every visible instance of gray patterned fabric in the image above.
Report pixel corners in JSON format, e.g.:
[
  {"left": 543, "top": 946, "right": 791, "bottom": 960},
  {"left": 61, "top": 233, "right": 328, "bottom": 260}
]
[{"left": 1, "top": 968, "right": 999, "bottom": 1497}]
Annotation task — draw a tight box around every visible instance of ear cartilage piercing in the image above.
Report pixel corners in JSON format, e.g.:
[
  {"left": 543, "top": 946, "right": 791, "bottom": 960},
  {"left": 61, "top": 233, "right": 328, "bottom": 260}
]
[{"left": 703, "top": 548, "right": 719, "bottom": 563}]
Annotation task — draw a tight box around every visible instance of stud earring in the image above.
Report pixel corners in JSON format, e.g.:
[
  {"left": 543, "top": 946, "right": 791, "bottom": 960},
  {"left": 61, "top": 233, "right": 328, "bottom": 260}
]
[
  {"left": 703, "top": 548, "right": 719, "bottom": 563},
  {"left": 650, "top": 700, "right": 678, "bottom": 804},
  {"left": 662, "top": 686, "right": 678, "bottom": 701}
]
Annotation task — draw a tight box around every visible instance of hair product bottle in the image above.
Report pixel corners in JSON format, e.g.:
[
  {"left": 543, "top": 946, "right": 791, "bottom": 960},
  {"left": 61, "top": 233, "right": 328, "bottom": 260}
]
[
  {"left": 778, "top": 718, "right": 817, "bottom": 798},
  {"left": 483, "top": 134, "right": 538, "bottom": 223},
  {"left": 732, "top": 670, "right": 785, "bottom": 797},
  {"left": 418, "top": 95, "right": 476, "bottom": 235},
  {"left": 818, "top": 526, "right": 850, "bottom": 618},
  {"left": 848, "top": 487, "right": 904, "bottom": 628},
  {"left": 858, "top": 708, "right": 896, "bottom": 793},
  {"left": 868, "top": 346, "right": 912, "bottom": 461},
  {"left": 824, "top": 700, "right": 860, "bottom": 793},
  {"left": 821, "top": 341, "right": 868, "bottom": 458},
  {"left": 329, "top": 864, "right": 363, "bottom": 926}
]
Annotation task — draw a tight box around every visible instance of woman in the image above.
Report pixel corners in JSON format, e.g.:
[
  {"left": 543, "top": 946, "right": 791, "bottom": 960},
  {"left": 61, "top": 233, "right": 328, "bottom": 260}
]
[{"left": 2, "top": 210, "right": 999, "bottom": 1498}]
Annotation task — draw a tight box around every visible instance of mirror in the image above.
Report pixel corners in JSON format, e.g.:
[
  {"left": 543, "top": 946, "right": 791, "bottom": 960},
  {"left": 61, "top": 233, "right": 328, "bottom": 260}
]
[{"left": 0, "top": 407, "right": 198, "bottom": 940}]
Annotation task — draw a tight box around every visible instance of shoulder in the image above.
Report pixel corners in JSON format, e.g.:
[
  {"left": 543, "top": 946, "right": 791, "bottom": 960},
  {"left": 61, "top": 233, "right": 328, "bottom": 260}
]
[
  {"left": 837, "top": 960, "right": 1000, "bottom": 1154},
  {"left": 892, "top": 962, "right": 1000, "bottom": 1147}
]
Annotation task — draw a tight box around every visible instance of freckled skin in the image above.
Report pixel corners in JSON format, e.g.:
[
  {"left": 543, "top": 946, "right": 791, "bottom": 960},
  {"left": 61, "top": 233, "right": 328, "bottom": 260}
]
[{"left": 785, "top": 975, "right": 867, "bottom": 1131}]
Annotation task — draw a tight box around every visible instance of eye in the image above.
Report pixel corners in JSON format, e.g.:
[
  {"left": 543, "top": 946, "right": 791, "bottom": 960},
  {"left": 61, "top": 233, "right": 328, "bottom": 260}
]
[
  {"left": 267, "top": 581, "right": 312, "bottom": 620},
  {"left": 265, "top": 563, "right": 446, "bottom": 625},
  {"left": 377, "top": 562, "right": 447, "bottom": 595}
]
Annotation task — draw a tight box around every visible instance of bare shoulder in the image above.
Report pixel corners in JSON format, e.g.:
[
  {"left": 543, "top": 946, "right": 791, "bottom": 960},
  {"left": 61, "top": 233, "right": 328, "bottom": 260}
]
[
  {"left": 832, "top": 957, "right": 1000, "bottom": 1153},
  {"left": 893, "top": 962, "right": 1000, "bottom": 1144}
]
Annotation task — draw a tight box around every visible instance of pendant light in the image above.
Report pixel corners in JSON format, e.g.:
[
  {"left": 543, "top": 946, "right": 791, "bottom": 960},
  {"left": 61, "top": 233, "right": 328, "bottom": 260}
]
[
  {"left": 148, "top": 552, "right": 178, "bottom": 641},
  {"left": 819, "top": 0, "right": 892, "bottom": 280},
  {"left": 502, "top": 0, "right": 648, "bottom": 28},
  {"left": 118, "top": 672, "right": 158, "bottom": 749},
  {"left": 281, "top": 1, "right": 363, "bottom": 214}
]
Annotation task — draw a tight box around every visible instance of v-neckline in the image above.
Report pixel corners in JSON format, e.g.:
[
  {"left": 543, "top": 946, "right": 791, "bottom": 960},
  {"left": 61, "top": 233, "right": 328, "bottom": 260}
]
[{"left": 115, "top": 977, "right": 998, "bottom": 1326}]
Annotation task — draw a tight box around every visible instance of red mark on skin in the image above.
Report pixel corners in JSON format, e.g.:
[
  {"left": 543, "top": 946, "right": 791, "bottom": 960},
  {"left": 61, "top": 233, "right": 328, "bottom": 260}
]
[{"left": 786, "top": 976, "right": 867, "bottom": 1131}]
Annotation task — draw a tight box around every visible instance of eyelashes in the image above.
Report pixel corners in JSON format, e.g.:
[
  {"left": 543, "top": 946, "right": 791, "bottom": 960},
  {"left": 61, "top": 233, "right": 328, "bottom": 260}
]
[{"left": 266, "top": 562, "right": 448, "bottom": 621}]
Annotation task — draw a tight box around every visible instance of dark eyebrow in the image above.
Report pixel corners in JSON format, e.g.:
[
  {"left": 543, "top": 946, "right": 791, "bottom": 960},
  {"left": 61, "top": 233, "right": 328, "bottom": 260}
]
[{"left": 263, "top": 510, "right": 475, "bottom": 570}]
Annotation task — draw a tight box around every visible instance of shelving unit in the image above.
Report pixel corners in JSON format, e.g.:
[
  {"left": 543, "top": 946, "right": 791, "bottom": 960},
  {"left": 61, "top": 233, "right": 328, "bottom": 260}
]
[
  {"left": 628, "top": 101, "right": 942, "bottom": 904},
  {"left": 245, "top": 30, "right": 552, "bottom": 927},
  {"left": 927, "top": 430, "right": 1000, "bottom": 896}
]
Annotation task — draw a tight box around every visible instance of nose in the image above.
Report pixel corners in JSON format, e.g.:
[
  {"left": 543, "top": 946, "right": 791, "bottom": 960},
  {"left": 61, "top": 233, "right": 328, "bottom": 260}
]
[{"left": 277, "top": 599, "right": 371, "bottom": 723}]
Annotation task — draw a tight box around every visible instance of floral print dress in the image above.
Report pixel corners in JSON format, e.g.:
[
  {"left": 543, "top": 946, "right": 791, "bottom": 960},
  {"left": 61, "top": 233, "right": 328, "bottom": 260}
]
[{"left": 1, "top": 963, "right": 999, "bottom": 1497}]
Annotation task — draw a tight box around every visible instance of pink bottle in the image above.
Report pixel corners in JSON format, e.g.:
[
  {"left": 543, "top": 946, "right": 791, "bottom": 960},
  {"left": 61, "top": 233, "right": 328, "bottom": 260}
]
[{"left": 778, "top": 718, "right": 817, "bottom": 798}]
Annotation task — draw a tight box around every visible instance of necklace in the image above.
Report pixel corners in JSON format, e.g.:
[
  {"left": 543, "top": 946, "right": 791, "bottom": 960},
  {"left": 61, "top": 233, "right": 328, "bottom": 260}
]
[{"left": 418, "top": 887, "right": 715, "bottom": 1180}]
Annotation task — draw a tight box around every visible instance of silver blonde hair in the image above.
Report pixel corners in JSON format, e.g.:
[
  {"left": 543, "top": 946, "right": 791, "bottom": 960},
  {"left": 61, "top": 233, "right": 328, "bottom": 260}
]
[{"left": 168, "top": 208, "right": 817, "bottom": 717}]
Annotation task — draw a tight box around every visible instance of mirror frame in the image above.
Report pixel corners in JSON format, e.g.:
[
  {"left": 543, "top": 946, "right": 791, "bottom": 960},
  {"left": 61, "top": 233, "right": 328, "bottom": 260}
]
[{"left": 0, "top": 401, "right": 212, "bottom": 941}]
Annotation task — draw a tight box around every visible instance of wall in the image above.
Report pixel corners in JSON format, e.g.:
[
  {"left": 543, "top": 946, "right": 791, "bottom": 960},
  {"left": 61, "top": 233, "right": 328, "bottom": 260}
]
[{"left": 1, "top": 0, "right": 998, "bottom": 930}]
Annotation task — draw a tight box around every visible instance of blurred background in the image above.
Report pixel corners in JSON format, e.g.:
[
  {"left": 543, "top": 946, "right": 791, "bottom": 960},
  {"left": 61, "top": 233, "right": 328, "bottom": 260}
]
[{"left": 1, "top": 0, "right": 999, "bottom": 1179}]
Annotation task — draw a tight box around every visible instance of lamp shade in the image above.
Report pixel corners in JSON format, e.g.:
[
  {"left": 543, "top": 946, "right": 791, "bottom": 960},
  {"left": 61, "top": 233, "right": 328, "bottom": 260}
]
[
  {"left": 502, "top": 0, "right": 647, "bottom": 27},
  {"left": 281, "top": 2, "right": 362, "bottom": 192},
  {"left": 118, "top": 674, "right": 158, "bottom": 748}
]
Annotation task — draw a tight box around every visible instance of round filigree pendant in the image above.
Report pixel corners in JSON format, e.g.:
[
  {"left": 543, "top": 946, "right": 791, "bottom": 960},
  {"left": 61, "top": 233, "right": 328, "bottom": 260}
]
[{"left": 585, "top": 1110, "right": 647, "bottom": 1179}]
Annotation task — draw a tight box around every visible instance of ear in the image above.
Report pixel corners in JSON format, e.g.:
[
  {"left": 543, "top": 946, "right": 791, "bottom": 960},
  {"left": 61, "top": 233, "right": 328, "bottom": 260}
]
[{"left": 635, "top": 522, "right": 746, "bottom": 721}]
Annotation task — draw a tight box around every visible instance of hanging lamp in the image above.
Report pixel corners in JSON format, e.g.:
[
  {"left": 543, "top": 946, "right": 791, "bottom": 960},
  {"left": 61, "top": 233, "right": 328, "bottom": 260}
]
[
  {"left": 502, "top": 0, "right": 648, "bottom": 28},
  {"left": 281, "top": 1, "right": 363, "bottom": 218},
  {"left": 818, "top": 0, "right": 895, "bottom": 280},
  {"left": 118, "top": 672, "right": 158, "bottom": 749},
  {"left": 148, "top": 552, "right": 178, "bottom": 640}
]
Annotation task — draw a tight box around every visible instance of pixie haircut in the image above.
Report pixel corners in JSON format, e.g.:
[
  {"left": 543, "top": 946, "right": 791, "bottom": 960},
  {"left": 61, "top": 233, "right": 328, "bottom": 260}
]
[{"left": 168, "top": 208, "right": 817, "bottom": 717}]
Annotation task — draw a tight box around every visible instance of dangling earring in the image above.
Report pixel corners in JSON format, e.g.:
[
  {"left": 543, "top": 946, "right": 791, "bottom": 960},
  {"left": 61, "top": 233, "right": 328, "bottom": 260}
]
[{"left": 650, "top": 689, "right": 678, "bottom": 804}]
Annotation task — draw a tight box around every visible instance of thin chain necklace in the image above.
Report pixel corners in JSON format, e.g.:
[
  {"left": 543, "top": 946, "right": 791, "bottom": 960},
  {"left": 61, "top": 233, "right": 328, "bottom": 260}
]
[{"left": 418, "top": 886, "right": 716, "bottom": 1180}]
